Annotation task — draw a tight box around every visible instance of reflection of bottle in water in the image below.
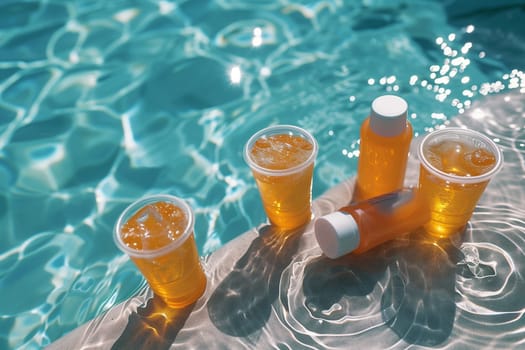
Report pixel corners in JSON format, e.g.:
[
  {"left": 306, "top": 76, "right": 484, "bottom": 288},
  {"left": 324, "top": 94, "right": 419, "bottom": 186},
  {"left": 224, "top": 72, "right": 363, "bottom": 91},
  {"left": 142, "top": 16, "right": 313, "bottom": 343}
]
[
  {"left": 353, "top": 95, "right": 412, "bottom": 202},
  {"left": 314, "top": 188, "right": 429, "bottom": 259}
]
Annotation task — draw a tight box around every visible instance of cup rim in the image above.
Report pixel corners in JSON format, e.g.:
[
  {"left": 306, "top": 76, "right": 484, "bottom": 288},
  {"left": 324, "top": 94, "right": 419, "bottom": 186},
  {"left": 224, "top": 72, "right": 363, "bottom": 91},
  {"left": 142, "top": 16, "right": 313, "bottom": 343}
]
[
  {"left": 243, "top": 124, "right": 318, "bottom": 176},
  {"left": 113, "top": 194, "right": 194, "bottom": 258},
  {"left": 417, "top": 127, "right": 504, "bottom": 184}
]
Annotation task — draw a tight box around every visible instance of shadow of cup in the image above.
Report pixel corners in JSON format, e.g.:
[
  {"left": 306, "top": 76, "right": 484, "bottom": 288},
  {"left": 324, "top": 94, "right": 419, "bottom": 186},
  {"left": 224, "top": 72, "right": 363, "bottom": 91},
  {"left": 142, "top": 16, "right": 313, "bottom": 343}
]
[
  {"left": 111, "top": 295, "right": 195, "bottom": 350},
  {"left": 302, "top": 248, "right": 388, "bottom": 319},
  {"left": 302, "top": 230, "right": 460, "bottom": 347},
  {"left": 380, "top": 231, "right": 461, "bottom": 346},
  {"left": 207, "top": 224, "right": 303, "bottom": 337}
]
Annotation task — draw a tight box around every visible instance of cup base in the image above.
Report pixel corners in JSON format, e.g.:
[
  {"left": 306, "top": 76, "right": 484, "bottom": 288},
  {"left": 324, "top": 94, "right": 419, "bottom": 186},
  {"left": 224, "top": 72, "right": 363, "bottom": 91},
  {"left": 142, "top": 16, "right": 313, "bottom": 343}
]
[
  {"left": 267, "top": 210, "right": 314, "bottom": 233},
  {"left": 161, "top": 271, "right": 207, "bottom": 309},
  {"left": 424, "top": 223, "right": 467, "bottom": 239}
]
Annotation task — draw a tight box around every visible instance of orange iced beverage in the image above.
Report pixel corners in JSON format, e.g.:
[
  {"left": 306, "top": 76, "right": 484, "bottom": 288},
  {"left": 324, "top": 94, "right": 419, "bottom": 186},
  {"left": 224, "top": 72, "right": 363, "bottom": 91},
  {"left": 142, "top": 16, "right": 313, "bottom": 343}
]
[
  {"left": 244, "top": 125, "right": 318, "bottom": 231},
  {"left": 418, "top": 128, "right": 503, "bottom": 238},
  {"left": 114, "top": 195, "right": 206, "bottom": 308}
]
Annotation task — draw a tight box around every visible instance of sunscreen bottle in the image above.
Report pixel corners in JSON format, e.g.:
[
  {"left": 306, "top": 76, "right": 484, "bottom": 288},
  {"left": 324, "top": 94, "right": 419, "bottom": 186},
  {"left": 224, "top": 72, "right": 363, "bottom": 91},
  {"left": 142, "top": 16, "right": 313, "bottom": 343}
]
[
  {"left": 353, "top": 95, "right": 412, "bottom": 202},
  {"left": 314, "top": 188, "right": 429, "bottom": 259}
]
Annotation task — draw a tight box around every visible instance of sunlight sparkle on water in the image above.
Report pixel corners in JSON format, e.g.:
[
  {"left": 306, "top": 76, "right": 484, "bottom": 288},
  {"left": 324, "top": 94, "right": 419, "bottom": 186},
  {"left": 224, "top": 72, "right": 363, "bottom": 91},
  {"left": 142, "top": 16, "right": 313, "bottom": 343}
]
[
  {"left": 121, "top": 113, "right": 138, "bottom": 151},
  {"left": 252, "top": 27, "right": 263, "bottom": 47},
  {"left": 230, "top": 66, "right": 242, "bottom": 84},
  {"left": 158, "top": 1, "right": 175, "bottom": 14},
  {"left": 69, "top": 51, "right": 79, "bottom": 64},
  {"left": 114, "top": 8, "right": 139, "bottom": 23},
  {"left": 260, "top": 66, "right": 271, "bottom": 77},
  {"left": 461, "top": 42, "right": 473, "bottom": 54}
]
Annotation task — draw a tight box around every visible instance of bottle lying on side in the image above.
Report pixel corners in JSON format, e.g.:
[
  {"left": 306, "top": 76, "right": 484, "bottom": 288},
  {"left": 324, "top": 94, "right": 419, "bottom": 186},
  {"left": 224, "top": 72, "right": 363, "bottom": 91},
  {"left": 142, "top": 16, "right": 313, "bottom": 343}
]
[{"left": 314, "top": 188, "right": 430, "bottom": 259}]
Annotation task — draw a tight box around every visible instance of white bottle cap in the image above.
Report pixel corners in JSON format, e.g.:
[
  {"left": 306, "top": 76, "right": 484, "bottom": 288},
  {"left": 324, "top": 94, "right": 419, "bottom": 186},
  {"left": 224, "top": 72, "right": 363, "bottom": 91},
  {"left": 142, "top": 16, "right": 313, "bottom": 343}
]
[
  {"left": 369, "top": 95, "right": 408, "bottom": 137},
  {"left": 314, "top": 211, "right": 360, "bottom": 259}
]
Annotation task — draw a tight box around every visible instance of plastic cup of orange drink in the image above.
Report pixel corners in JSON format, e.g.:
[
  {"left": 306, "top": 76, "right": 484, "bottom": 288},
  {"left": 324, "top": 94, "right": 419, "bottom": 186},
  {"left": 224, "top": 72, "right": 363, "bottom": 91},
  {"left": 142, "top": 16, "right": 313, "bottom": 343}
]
[
  {"left": 244, "top": 125, "right": 318, "bottom": 231},
  {"left": 417, "top": 127, "right": 503, "bottom": 238},
  {"left": 114, "top": 195, "right": 207, "bottom": 308}
]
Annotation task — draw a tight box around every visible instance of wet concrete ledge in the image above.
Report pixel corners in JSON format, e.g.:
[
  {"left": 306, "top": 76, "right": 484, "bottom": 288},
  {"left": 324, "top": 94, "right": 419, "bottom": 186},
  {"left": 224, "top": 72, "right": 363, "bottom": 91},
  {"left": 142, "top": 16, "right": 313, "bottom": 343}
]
[
  {"left": 48, "top": 92, "right": 525, "bottom": 349},
  {"left": 48, "top": 175, "right": 361, "bottom": 349}
]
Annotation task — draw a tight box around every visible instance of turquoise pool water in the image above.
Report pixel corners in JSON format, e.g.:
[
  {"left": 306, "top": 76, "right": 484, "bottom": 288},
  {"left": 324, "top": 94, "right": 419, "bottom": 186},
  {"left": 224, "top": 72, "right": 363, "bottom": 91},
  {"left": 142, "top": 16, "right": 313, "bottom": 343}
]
[{"left": 0, "top": 0, "right": 524, "bottom": 348}]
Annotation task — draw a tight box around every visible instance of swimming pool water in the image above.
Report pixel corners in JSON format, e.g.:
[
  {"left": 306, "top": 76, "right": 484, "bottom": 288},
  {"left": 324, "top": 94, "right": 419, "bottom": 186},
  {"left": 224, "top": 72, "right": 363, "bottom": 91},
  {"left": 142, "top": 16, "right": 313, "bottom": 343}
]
[{"left": 0, "top": 0, "right": 524, "bottom": 348}]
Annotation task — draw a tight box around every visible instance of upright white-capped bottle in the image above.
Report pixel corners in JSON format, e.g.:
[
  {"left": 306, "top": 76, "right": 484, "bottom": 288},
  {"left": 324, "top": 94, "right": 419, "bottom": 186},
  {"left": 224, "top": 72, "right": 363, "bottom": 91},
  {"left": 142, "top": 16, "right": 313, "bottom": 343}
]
[{"left": 353, "top": 95, "right": 412, "bottom": 202}]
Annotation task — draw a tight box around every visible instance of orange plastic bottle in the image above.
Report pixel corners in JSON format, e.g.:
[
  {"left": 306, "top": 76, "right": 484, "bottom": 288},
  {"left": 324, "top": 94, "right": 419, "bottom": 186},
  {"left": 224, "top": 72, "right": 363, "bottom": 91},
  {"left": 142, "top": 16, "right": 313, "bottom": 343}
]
[
  {"left": 353, "top": 95, "right": 412, "bottom": 202},
  {"left": 314, "top": 188, "right": 429, "bottom": 258}
]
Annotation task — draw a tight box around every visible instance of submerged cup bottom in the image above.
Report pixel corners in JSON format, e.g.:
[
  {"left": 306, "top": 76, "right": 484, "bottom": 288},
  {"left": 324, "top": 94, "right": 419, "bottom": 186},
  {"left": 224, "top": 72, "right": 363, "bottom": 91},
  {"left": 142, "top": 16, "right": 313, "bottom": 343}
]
[
  {"left": 418, "top": 157, "right": 493, "bottom": 239},
  {"left": 252, "top": 164, "right": 314, "bottom": 231}
]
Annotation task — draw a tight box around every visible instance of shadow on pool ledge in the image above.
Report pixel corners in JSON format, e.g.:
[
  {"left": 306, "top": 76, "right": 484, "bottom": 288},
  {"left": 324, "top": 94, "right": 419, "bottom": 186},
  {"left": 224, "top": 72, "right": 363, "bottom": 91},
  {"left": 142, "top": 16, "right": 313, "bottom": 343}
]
[
  {"left": 47, "top": 91, "right": 525, "bottom": 349},
  {"left": 112, "top": 227, "right": 462, "bottom": 348},
  {"left": 381, "top": 232, "right": 460, "bottom": 346},
  {"left": 207, "top": 225, "right": 303, "bottom": 337},
  {"left": 111, "top": 297, "right": 195, "bottom": 350}
]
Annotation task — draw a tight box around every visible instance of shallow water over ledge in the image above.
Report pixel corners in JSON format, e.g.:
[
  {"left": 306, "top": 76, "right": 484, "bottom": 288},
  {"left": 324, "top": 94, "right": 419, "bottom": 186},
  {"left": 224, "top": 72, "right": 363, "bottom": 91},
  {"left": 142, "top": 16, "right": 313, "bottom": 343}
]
[{"left": 49, "top": 91, "right": 525, "bottom": 349}]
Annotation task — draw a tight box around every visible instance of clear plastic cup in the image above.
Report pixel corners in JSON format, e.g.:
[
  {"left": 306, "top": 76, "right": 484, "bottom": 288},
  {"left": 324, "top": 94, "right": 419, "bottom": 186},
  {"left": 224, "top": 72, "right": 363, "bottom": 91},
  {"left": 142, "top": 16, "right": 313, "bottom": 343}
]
[
  {"left": 114, "top": 195, "right": 206, "bottom": 308},
  {"left": 417, "top": 127, "right": 503, "bottom": 238},
  {"left": 244, "top": 125, "right": 318, "bottom": 231}
]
